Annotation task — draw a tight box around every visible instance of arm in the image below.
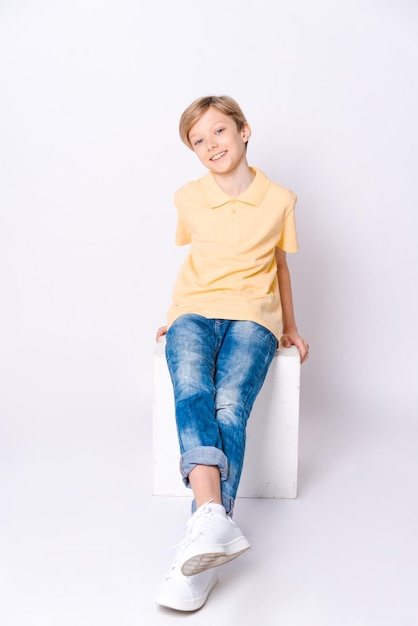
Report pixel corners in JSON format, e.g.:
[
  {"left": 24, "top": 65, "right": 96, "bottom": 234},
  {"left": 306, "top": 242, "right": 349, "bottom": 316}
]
[{"left": 275, "top": 247, "right": 309, "bottom": 364}]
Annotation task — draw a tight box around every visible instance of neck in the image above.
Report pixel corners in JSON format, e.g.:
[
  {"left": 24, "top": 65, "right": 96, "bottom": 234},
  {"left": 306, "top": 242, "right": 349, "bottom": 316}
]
[{"left": 213, "top": 163, "right": 255, "bottom": 198}]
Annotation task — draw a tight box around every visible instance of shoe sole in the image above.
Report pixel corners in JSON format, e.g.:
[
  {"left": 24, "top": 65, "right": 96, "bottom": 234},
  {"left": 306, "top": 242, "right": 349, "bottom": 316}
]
[
  {"left": 155, "top": 573, "right": 218, "bottom": 611},
  {"left": 180, "top": 536, "right": 251, "bottom": 576}
]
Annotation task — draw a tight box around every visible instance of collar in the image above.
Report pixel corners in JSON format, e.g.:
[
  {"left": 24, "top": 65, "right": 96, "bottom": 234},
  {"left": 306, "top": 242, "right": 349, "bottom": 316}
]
[{"left": 203, "top": 167, "right": 270, "bottom": 209}]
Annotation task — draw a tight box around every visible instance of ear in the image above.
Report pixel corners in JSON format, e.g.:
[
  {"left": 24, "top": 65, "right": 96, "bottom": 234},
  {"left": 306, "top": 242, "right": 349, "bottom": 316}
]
[{"left": 241, "top": 123, "right": 251, "bottom": 143}]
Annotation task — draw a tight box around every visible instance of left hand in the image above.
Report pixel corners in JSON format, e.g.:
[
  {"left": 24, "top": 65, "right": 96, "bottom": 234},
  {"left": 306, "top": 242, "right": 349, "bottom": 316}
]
[{"left": 280, "top": 333, "right": 309, "bottom": 364}]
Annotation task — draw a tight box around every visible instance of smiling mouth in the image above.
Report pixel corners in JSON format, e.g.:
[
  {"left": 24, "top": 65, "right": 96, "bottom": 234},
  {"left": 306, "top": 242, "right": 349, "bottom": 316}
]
[{"left": 210, "top": 151, "right": 226, "bottom": 161}]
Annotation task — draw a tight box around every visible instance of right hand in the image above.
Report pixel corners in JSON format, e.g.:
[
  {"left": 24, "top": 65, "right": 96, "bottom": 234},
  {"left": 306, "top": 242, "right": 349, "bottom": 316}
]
[{"left": 156, "top": 325, "right": 167, "bottom": 342}]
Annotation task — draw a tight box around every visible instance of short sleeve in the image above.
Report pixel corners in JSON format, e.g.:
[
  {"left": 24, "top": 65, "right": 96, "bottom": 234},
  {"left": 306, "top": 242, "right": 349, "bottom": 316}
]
[
  {"left": 175, "top": 213, "right": 191, "bottom": 246},
  {"left": 173, "top": 188, "right": 191, "bottom": 246},
  {"left": 277, "top": 193, "right": 299, "bottom": 252}
]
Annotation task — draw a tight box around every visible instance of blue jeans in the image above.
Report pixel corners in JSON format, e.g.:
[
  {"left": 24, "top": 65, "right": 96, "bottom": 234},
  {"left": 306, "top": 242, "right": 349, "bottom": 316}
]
[{"left": 165, "top": 314, "right": 277, "bottom": 515}]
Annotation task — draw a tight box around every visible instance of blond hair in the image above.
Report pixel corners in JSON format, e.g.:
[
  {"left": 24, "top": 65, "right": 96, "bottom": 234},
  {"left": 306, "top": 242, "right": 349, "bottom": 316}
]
[{"left": 179, "top": 95, "right": 248, "bottom": 150}]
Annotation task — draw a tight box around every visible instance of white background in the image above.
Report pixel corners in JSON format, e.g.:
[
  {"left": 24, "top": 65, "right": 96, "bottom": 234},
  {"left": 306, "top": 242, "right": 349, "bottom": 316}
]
[{"left": 1, "top": 1, "right": 417, "bottom": 624}]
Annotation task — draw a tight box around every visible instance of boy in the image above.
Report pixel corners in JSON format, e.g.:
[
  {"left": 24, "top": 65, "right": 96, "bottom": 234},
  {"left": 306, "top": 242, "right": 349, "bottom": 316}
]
[{"left": 155, "top": 95, "right": 309, "bottom": 611}]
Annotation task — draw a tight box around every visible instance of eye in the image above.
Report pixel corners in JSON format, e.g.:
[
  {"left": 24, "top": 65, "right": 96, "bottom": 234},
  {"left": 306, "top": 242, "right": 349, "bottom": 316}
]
[
  {"left": 193, "top": 138, "right": 203, "bottom": 146},
  {"left": 215, "top": 128, "right": 224, "bottom": 135}
]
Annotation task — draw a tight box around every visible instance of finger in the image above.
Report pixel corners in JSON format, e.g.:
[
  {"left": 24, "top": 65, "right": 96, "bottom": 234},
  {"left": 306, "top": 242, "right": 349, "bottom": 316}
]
[
  {"left": 300, "top": 342, "right": 309, "bottom": 363},
  {"left": 156, "top": 326, "right": 167, "bottom": 341}
]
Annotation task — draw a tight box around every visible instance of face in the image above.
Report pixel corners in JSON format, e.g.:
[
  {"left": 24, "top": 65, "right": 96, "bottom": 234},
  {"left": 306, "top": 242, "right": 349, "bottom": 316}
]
[{"left": 188, "top": 107, "right": 251, "bottom": 174}]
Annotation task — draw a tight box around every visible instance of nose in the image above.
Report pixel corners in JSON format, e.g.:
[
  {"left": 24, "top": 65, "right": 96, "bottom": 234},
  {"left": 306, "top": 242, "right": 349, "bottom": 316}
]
[{"left": 208, "top": 138, "right": 218, "bottom": 150}]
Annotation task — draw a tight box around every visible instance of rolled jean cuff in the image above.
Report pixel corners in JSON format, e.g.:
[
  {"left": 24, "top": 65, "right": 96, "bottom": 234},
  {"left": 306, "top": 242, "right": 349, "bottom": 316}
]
[{"left": 180, "top": 446, "right": 229, "bottom": 487}]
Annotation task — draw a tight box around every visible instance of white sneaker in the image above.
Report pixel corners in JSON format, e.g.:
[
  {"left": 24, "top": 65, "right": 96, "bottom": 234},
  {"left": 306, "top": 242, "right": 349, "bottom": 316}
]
[
  {"left": 177, "top": 502, "right": 251, "bottom": 576},
  {"left": 155, "top": 562, "right": 218, "bottom": 611}
]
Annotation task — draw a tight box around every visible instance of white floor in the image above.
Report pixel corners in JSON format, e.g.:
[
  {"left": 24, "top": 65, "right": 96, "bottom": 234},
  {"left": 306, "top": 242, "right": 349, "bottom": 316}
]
[{"left": 1, "top": 395, "right": 417, "bottom": 626}]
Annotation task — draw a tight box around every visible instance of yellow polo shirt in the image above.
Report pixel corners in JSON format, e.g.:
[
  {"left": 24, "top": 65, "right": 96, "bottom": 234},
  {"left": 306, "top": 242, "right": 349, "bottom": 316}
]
[{"left": 167, "top": 167, "right": 298, "bottom": 340}]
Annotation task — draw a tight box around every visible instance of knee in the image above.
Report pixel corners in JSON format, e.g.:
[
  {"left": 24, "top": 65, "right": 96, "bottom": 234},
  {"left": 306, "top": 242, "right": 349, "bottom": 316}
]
[{"left": 216, "top": 388, "right": 246, "bottom": 428}]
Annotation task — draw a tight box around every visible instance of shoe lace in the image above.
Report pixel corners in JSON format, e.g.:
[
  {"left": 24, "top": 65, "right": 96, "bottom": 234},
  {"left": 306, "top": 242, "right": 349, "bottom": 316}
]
[{"left": 172, "top": 502, "right": 213, "bottom": 554}]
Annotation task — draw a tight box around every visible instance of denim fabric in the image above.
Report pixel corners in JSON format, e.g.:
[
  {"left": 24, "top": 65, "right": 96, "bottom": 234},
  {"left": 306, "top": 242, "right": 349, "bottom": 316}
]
[{"left": 165, "top": 314, "right": 277, "bottom": 515}]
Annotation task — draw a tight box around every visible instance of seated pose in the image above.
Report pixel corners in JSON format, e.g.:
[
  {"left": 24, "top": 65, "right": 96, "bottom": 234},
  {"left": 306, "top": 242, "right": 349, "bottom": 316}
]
[{"left": 155, "top": 95, "right": 309, "bottom": 612}]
